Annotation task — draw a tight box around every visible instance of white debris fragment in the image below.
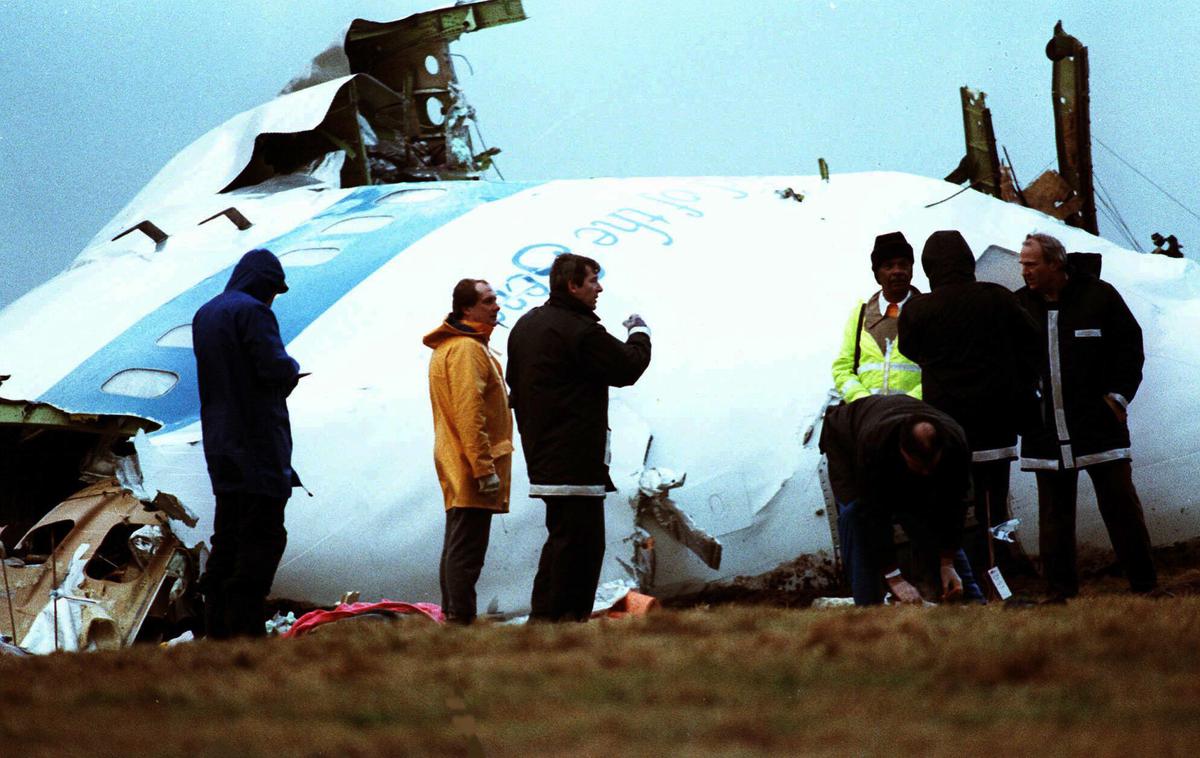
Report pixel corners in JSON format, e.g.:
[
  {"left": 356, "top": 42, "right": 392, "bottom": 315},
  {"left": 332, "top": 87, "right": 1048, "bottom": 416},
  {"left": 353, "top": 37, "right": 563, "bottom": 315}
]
[
  {"left": 989, "top": 518, "right": 1020, "bottom": 543},
  {"left": 811, "top": 596, "right": 856, "bottom": 609},
  {"left": 637, "top": 467, "right": 686, "bottom": 497},
  {"left": 592, "top": 578, "right": 640, "bottom": 615},
  {"left": 265, "top": 611, "right": 298, "bottom": 636},
  {"left": 165, "top": 630, "right": 195, "bottom": 647},
  {"left": 20, "top": 544, "right": 93, "bottom": 654},
  {"left": 129, "top": 525, "right": 165, "bottom": 568}
]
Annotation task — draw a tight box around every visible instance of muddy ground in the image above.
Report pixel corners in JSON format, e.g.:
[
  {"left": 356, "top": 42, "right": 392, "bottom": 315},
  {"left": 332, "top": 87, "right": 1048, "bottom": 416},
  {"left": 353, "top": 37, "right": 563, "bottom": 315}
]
[{"left": 3, "top": 569, "right": 1200, "bottom": 757}]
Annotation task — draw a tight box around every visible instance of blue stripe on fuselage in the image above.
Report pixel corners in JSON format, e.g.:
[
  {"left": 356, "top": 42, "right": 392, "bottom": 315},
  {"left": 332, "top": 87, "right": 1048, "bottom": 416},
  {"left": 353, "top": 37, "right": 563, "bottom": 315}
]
[{"left": 38, "top": 181, "right": 535, "bottom": 433}]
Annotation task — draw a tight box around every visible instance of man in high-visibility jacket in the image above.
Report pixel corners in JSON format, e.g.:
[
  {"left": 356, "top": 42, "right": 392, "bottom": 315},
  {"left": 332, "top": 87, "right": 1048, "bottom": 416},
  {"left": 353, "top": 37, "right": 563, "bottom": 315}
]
[{"left": 831, "top": 232, "right": 922, "bottom": 403}]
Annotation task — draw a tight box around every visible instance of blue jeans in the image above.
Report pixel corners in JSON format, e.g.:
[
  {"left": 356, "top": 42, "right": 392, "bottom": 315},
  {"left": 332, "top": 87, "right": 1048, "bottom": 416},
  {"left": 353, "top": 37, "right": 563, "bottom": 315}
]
[{"left": 837, "top": 499, "right": 984, "bottom": 605}]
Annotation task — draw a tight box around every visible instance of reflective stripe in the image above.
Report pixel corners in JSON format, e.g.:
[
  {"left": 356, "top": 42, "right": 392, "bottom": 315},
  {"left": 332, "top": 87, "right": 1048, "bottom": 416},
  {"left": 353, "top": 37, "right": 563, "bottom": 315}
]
[
  {"left": 1020, "top": 457, "right": 1060, "bottom": 471},
  {"left": 972, "top": 446, "right": 1018, "bottom": 463},
  {"left": 529, "top": 483, "right": 606, "bottom": 497},
  {"left": 840, "top": 378, "right": 862, "bottom": 396},
  {"left": 1060, "top": 444, "right": 1074, "bottom": 468},
  {"left": 1047, "top": 311, "right": 1070, "bottom": 442},
  {"left": 628, "top": 326, "right": 651, "bottom": 338},
  {"left": 1074, "top": 448, "right": 1132, "bottom": 468},
  {"left": 882, "top": 338, "right": 893, "bottom": 393},
  {"left": 857, "top": 362, "right": 919, "bottom": 374},
  {"left": 1075, "top": 328, "right": 1102, "bottom": 337}
]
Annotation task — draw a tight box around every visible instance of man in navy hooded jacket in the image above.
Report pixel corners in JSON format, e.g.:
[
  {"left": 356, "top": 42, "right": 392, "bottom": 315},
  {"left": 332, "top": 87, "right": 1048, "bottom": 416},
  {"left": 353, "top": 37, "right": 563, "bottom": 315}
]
[{"left": 193, "top": 248, "right": 301, "bottom": 638}]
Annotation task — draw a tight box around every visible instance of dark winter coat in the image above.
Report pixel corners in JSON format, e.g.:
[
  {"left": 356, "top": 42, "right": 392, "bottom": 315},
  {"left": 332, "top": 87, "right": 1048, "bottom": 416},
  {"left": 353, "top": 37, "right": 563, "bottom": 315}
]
[
  {"left": 898, "top": 230, "right": 1041, "bottom": 459},
  {"left": 506, "top": 292, "right": 651, "bottom": 497},
  {"left": 819, "top": 395, "right": 970, "bottom": 566},
  {"left": 193, "top": 249, "right": 301, "bottom": 498},
  {"left": 1015, "top": 258, "right": 1143, "bottom": 470}
]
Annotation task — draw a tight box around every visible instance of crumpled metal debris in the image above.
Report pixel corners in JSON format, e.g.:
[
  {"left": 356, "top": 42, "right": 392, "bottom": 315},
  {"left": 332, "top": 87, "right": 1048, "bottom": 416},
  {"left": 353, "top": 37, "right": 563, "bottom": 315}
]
[
  {"left": 637, "top": 467, "right": 686, "bottom": 497},
  {"left": 811, "top": 596, "right": 856, "bottom": 609},
  {"left": 633, "top": 466, "right": 722, "bottom": 577},
  {"left": 990, "top": 518, "right": 1020, "bottom": 543},
  {"left": 265, "top": 611, "right": 298, "bottom": 636}
]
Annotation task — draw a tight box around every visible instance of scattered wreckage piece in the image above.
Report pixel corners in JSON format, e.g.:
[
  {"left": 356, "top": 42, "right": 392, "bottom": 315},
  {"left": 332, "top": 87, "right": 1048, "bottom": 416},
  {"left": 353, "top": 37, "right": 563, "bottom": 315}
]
[
  {"left": 0, "top": 479, "right": 200, "bottom": 654},
  {"left": 630, "top": 467, "right": 722, "bottom": 591},
  {"left": 945, "top": 87, "right": 1002, "bottom": 200}
]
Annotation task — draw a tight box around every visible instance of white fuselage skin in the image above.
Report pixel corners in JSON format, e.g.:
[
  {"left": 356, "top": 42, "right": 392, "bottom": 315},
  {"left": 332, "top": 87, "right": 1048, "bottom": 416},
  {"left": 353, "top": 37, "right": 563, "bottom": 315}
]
[{"left": 2, "top": 172, "right": 1199, "bottom": 614}]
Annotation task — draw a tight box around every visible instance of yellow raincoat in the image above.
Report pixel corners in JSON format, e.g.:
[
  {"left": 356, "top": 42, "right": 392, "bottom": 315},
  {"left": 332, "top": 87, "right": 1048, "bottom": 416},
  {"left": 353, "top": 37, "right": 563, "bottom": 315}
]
[{"left": 423, "top": 319, "right": 513, "bottom": 511}]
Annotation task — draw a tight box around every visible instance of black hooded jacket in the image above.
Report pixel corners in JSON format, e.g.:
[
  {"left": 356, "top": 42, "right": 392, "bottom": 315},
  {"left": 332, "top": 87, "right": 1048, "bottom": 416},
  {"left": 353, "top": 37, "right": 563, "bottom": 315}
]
[
  {"left": 193, "top": 249, "right": 301, "bottom": 498},
  {"left": 506, "top": 292, "right": 651, "bottom": 496},
  {"left": 898, "top": 231, "right": 1040, "bottom": 458},
  {"left": 1015, "top": 256, "right": 1143, "bottom": 469}
]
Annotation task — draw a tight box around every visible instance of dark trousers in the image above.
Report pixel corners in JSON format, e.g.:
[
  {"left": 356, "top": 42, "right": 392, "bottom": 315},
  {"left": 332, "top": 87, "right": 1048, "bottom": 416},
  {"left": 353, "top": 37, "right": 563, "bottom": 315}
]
[
  {"left": 202, "top": 492, "right": 288, "bottom": 639},
  {"left": 966, "top": 459, "right": 1027, "bottom": 581},
  {"left": 837, "top": 499, "right": 983, "bottom": 605},
  {"left": 439, "top": 507, "right": 494, "bottom": 624},
  {"left": 530, "top": 496, "right": 606, "bottom": 622},
  {"left": 1036, "top": 459, "right": 1157, "bottom": 597}
]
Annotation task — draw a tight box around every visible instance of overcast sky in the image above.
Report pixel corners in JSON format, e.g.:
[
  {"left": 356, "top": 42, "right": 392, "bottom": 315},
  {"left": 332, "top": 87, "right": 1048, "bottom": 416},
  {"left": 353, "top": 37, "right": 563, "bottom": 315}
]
[{"left": 1, "top": 0, "right": 1196, "bottom": 307}]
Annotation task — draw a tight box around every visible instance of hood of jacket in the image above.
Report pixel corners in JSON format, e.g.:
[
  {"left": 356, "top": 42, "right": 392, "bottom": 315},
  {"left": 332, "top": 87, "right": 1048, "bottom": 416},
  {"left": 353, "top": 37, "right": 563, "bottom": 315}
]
[
  {"left": 922, "top": 230, "right": 976, "bottom": 290},
  {"left": 225, "top": 248, "right": 289, "bottom": 304},
  {"left": 423, "top": 317, "right": 494, "bottom": 349}
]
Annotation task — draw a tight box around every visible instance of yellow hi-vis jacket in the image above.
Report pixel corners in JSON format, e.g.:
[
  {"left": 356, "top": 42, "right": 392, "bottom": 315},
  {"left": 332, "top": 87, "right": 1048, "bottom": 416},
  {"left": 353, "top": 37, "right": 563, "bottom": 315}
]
[{"left": 831, "top": 297, "right": 922, "bottom": 403}]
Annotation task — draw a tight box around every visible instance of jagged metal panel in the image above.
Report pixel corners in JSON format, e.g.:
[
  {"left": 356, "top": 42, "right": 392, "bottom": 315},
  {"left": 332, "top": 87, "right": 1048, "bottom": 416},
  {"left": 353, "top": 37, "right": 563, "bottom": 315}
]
[
  {"left": 1047, "top": 23, "right": 1098, "bottom": 234},
  {"left": 958, "top": 87, "right": 1002, "bottom": 198}
]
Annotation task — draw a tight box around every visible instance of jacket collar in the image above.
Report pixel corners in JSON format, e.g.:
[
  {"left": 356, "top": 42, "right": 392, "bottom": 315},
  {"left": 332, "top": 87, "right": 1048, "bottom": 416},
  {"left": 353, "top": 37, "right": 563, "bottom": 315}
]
[{"left": 547, "top": 291, "right": 600, "bottom": 321}]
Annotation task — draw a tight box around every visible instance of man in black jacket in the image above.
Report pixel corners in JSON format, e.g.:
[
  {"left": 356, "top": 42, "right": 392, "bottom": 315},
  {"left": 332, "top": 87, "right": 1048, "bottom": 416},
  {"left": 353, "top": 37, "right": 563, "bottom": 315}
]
[
  {"left": 819, "top": 395, "right": 972, "bottom": 605},
  {"left": 899, "top": 230, "right": 1040, "bottom": 587},
  {"left": 1016, "top": 233, "right": 1157, "bottom": 598},
  {"left": 507, "top": 254, "right": 652, "bottom": 622},
  {"left": 193, "top": 248, "right": 302, "bottom": 638}
]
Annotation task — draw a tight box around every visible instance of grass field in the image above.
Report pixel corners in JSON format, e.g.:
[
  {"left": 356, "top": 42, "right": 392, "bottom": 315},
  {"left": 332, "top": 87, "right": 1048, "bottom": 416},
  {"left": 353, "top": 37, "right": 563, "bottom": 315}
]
[{"left": 4, "top": 570, "right": 1200, "bottom": 757}]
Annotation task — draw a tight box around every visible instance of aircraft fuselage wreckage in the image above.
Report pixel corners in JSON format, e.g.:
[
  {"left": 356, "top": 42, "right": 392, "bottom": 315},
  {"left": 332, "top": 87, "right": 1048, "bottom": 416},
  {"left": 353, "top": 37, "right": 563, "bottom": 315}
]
[{"left": 2, "top": 2, "right": 1198, "bottom": 651}]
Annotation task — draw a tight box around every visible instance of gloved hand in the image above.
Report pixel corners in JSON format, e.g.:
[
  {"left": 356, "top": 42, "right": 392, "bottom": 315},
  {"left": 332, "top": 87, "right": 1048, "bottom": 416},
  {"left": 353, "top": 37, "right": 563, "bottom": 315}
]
[
  {"left": 477, "top": 473, "right": 501, "bottom": 494},
  {"left": 885, "top": 572, "right": 924, "bottom": 604},
  {"left": 622, "top": 313, "right": 648, "bottom": 332}
]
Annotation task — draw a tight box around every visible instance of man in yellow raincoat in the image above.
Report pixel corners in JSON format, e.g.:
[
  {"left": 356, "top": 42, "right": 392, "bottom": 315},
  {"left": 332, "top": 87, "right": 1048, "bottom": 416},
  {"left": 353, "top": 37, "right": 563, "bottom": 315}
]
[{"left": 423, "top": 279, "right": 513, "bottom": 624}]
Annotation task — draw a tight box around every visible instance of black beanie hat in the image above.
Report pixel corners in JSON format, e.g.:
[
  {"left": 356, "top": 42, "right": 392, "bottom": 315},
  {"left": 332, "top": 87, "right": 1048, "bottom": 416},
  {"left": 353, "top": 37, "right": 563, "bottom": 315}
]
[{"left": 870, "top": 231, "right": 914, "bottom": 272}]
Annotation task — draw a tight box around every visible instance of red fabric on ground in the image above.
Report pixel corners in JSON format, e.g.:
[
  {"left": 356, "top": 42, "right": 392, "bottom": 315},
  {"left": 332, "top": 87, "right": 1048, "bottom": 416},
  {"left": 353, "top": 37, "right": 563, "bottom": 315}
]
[{"left": 282, "top": 600, "right": 444, "bottom": 638}]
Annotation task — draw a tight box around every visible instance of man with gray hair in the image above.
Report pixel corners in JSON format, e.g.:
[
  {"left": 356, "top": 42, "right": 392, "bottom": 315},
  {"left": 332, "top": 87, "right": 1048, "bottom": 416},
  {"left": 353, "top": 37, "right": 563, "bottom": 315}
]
[{"left": 1016, "top": 232, "right": 1158, "bottom": 600}]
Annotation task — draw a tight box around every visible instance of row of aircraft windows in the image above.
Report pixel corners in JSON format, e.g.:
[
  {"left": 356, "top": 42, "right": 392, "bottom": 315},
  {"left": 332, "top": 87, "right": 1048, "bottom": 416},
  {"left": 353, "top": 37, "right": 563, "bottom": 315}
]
[{"left": 96, "top": 187, "right": 447, "bottom": 400}]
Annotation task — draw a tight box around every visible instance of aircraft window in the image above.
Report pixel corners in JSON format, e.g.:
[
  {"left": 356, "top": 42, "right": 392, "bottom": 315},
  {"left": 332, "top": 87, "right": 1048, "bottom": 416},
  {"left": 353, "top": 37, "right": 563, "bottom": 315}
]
[
  {"left": 378, "top": 188, "right": 447, "bottom": 204},
  {"left": 322, "top": 216, "right": 394, "bottom": 235},
  {"left": 155, "top": 325, "right": 193, "bottom": 349},
  {"left": 279, "top": 247, "right": 341, "bottom": 267},
  {"left": 100, "top": 369, "right": 179, "bottom": 399},
  {"left": 84, "top": 522, "right": 143, "bottom": 583},
  {"left": 424, "top": 96, "right": 446, "bottom": 126},
  {"left": 424, "top": 55, "right": 440, "bottom": 76}
]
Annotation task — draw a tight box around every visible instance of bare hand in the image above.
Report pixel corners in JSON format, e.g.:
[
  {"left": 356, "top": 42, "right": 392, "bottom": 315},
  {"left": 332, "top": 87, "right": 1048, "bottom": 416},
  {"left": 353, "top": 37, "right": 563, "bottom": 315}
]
[
  {"left": 1104, "top": 395, "right": 1127, "bottom": 424},
  {"left": 940, "top": 563, "right": 963, "bottom": 600},
  {"left": 477, "top": 473, "right": 501, "bottom": 494},
  {"left": 886, "top": 575, "right": 924, "bottom": 604}
]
